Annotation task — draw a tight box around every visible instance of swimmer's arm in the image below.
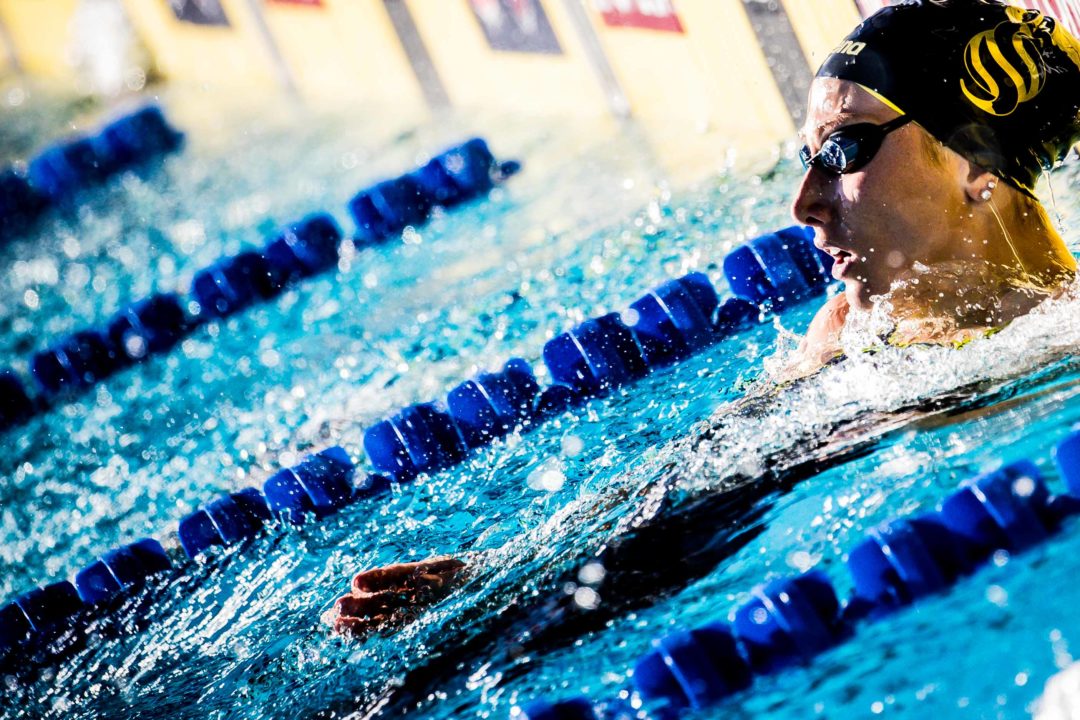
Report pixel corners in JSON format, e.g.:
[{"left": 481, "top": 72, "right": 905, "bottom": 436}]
[
  {"left": 327, "top": 295, "right": 853, "bottom": 635},
  {"left": 321, "top": 429, "right": 877, "bottom": 717}
]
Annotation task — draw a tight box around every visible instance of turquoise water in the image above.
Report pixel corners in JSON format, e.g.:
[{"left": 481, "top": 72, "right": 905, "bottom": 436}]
[{"left": 2, "top": 85, "right": 1080, "bottom": 720}]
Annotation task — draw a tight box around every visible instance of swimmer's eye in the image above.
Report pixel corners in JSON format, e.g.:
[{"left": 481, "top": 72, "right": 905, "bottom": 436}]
[{"left": 799, "top": 114, "right": 913, "bottom": 175}]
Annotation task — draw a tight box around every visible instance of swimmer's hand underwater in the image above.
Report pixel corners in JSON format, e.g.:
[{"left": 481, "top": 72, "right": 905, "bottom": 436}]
[{"left": 327, "top": 556, "right": 466, "bottom": 637}]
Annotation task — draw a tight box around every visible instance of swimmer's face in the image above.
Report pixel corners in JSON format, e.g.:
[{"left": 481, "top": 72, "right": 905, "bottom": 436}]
[{"left": 792, "top": 78, "right": 971, "bottom": 311}]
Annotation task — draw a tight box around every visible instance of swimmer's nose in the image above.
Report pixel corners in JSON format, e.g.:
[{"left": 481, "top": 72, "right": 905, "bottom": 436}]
[{"left": 791, "top": 167, "right": 833, "bottom": 230}]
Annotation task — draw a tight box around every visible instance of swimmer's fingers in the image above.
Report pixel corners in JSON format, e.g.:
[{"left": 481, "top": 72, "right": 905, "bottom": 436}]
[
  {"left": 351, "top": 556, "right": 466, "bottom": 594},
  {"left": 329, "top": 592, "right": 405, "bottom": 638},
  {"left": 350, "top": 564, "right": 420, "bottom": 594},
  {"left": 335, "top": 592, "right": 410, "bottom": 619},
  {"left": 411, "top": 558, "right": 467, "bottom": 589},
  {"left": 330, "top": 591, "right": 430, "bottom": 637},
  {"left": 415, "top": 556, "right": 467, "bottom": 577},
  {"left": 331, "top": 561, "right": 467, "bottom": 638},
  {"left": 414, "top": 572, "right": 445, "bottom": 590},
  {"left": 409, "top": 569, "right": 466, "bottom": 600},
  {"left": 332, "top": 611, "right": 388, "bottom": 638}
]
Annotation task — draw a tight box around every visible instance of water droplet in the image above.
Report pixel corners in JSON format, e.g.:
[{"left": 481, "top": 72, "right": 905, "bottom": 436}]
[
  {"left": 1013, "top": 476, "right": 1036, "bottom": 498},
  {"left": 578, "top": 562, "right": 605, "bottom": 585},
  {"left": 124, "top": 334, "right": 147, "bottom": 359},
  {"left": 573, "top": 587, "right": 600, "bottom": 610},
  {"left": 561, "top": 435, "right": 584, "bottom": 457}
]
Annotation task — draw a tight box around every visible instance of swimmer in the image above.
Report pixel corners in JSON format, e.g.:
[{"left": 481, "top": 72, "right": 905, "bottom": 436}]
[
  {"left": 790, "top": 0, "right": 1080, "bottom": 374},
  {"left": 323, "top": 0, "right": 1080, "bottom": 704}
]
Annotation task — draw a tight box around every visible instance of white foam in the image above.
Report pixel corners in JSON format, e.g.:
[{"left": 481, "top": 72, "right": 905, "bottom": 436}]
[
  {"left": 1036, "top": 661, "right": 1080, "bottom": 720},
  {"left": 675, "top": 274, "right": 1080, "bottom": 494}
]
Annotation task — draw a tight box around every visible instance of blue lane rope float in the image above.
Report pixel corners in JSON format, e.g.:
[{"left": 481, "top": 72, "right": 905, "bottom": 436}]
[
  {"left": 0, "top": 169, "right": 49, "bottom": 237},
  {"left": 73, "top": 538, "right": 173, "bottom": 606},
  {"left": 0, "top": 581, "right": 84, "bottom": 653},
  {"left": 0, "top": 138, "right": 519, "bottom": 431},
  {"left": 360, "top": 291, "right": 762, "bottom": 483},
  {"left": 722, "top": 224, "right": 832, "bottom": 309},
  {"left": 0, "top": 369, "right": 34, "bottom": 431},
  {"left": 0, "top": 105, "right": 184, "bottom": 237},
  {"left": 349, "top": 138, "right": 520, "bottom": 245},
  {"left": 512, "top": 435, "right": 1080, "bottom": 720},
  {"left": 178, "top": 488, "right": 275, "bottom": 560},
  {"left": 360, "top": 227, "right": 827, "bottom": 484},
  {"left": 0, "top": 223, "right": 832, "bottom": 664}
]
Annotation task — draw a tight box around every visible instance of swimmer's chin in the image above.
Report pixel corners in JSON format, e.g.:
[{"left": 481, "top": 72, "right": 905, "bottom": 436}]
[
  {"left": 842, "top": 283, "right": 876, "bottom": 313},
  {"left": 831, "top": 263, "right": 878, "bottom": 309}
]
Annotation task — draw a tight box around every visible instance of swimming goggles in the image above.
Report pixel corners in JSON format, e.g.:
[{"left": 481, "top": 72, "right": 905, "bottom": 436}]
[{"left": 799, "top": 114, "right": 913, "bottom": 175}]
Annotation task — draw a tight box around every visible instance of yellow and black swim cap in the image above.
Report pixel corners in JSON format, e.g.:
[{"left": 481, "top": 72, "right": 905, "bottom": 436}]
[{"left": 817, "top": 0, "right": 1080, "bottom": 196}]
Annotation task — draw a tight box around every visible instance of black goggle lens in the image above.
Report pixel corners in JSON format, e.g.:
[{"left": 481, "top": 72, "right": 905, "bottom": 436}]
[{"left": 799, "top": 115, "right": 912, "bottom": 175}]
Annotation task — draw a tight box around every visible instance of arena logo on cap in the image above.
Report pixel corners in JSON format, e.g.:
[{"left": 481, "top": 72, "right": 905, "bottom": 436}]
[
  {"left": 960, "top": 8, "right": 1054, "bottom": 116},
  {"left": 831, "top": 40, "right": 867, "bottom": 56}
]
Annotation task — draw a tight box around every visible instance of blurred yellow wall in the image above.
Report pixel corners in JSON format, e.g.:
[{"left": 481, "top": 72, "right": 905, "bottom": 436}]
[
  {"left": 585, "top": 0, "right": 795, "bottom": 176},
  {"left": 0, "top": 39, "right": 11, "bottom": 77},
  {"left": 0, "top": 0, "right": 80, "bottom": 81},
  {"left": 2, "top": 0, "right": 878, "bottom": 181},
  {"left": 779, "top": 0, "right": 862, "bottom": 69},
  {"left": 405, "top": 0, "right": 612, "bottom": 121},
  {"left": 119, "top": 0, "right": 280, "bottom": 93},
  {"left": 260, "top": 0, "right": 426, "bottom": 120}
]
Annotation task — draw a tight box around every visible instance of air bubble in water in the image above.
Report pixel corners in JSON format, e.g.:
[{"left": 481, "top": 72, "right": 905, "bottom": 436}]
[{"left": 527, "top": 459, "right": 566, "bottom": 492}]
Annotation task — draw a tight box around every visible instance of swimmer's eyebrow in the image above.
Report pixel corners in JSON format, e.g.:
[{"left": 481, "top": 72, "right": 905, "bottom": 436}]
[{"left": 799, "top": 112, "right": 859, "bottom": 147}]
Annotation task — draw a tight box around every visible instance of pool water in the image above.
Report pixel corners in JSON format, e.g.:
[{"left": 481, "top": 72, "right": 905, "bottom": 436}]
[{"left": 2, "top": 85, "right": 1080, "bottom": 720}]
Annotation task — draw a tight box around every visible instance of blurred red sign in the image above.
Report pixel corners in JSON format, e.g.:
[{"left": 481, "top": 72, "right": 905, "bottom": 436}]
[
  {"left": 1027, "top": 0, "right": 1080, "bottom": 36},
  {"left": 594, "top": 0, "right": 684, "bottom": 33}
]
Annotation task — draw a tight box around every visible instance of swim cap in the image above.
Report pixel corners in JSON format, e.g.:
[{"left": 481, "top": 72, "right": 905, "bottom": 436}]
[{"left": 817, "top": 0, "right": 1080, "bottom": 196}]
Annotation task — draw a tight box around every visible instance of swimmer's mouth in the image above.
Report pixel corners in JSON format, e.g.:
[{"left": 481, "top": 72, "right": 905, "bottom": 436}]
[{"left": 823, "top": 247, "right": 857, "bottom": 278}]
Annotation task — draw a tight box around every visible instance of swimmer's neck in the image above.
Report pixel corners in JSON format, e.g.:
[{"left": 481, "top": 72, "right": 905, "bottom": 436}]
[
  {"left": 782, "top": 193, "right": 1074, "bottom": 381},
  {"left": 849, "top": 195, "right": 1075, "bottom": 317},
  {"left": 999, "top": 200, "right": 1076, "bottom": 287}
]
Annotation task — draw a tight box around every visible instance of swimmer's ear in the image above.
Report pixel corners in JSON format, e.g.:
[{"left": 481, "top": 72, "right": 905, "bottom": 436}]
[{"left": 962, "top": 161, "right": 997, "bottom": 204}]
